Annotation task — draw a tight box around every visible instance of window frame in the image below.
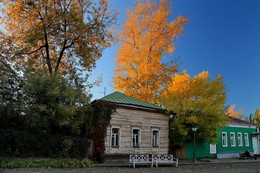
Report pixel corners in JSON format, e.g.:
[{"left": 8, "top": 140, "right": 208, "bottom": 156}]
[
  {"left": 244, "top": 133, "right": 249, "bottom": 146},
  {"left": 222, "top": 132, "right": 228, "bottom": 147},
  {"left": 110, "top": 126, "right": 121, "bottom": 149},
  {"left": 132, "top": 128, "right": 141, "bottom": 148},
  {"left": 230, "top": 132, "right": 236, "bottom": 147},
  {"left": 151, "top": 128, "right": 160, "bottom": 148},
  {"left": 237, "top": 132, "right": 243, "bottom": 147}
]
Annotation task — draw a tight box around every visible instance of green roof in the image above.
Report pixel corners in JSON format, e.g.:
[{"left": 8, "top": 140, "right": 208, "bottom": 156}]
[{"left": 99, "top": 91, "right": 163, "bottom": 110}]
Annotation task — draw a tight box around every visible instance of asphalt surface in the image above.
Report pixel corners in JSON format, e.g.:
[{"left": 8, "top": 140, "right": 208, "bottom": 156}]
[{"left": 1, "top": 162, "right": 260, "bottom": 173}]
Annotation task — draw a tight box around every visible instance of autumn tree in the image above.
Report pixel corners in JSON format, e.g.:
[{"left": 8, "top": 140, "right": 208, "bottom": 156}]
[
  {"left": 253, "top": 110, "right": 260, "bottom": 125},
  {"left": 246, "top": 110, "right": 260, "bottom": 125},
  {"left": 227, "top": 104, "right": 245, "bottom": 119},
  {"left": 162, "top": 71, "right": 229, "bottom": 147},
  {"left": 113, "top": 0, "right": 187, "bottom": 104},
  {"left": 0, "top": 0, "right": 117, "bottom": 79},
  {"left": 0, "top": 0, "right": 117, "bottom": 158}
]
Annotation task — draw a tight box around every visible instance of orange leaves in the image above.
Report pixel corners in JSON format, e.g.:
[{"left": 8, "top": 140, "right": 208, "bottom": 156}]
[
  {"left": 196, "top": 71, "right": 209, "bottom": 79},
  {"left": 114, "top": 0, "right": 187, "bottom": 104},
  {"left": 0, "top": 0, "right": 117, "bottom": 78},
  {"left": 227, "top": 104, "right": 245, "bottom": 119},
  {"left": 166, "top": 70, "right": 190, "bottom": 95},
  {"left": 2, "top": 0, "right": 41, "bottom": 34}
]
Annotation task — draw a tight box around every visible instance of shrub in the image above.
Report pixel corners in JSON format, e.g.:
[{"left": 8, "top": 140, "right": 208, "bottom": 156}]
[
  {"left": 0, "top": 158, "right": 94, "bottom": 169},
  {"left": 0, "top": 129, "right": 90, "bottom": 158}
]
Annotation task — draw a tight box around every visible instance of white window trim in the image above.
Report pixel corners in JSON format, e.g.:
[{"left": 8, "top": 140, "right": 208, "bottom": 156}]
[
  {"left": 238, "top": 132, "right": 243, "bottom": 147},
  {"left": 132, "top": 127, "right": 141, "bottom": 148},
  {"left": 230, "top": 132, "right": 236, "bottom": 147},
  {"left": 222, "top": 132, "right": 228, "bottom": 147},
  {"left": 244, "top": 133, "right": 249, "bottom": 146},
  {"left": 151, "top": 128, "right": 160, "bottom": 148},
  {"left": 110, "top": 125, "right": 121, "bottom": 149},
  {"left": 210, "top": 144, "right": 217, "bottom": 154}
]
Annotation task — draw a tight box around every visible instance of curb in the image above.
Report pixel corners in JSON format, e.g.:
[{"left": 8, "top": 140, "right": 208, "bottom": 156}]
[{"left": 95, "top": 159, "right": 260, "bottom": 167}]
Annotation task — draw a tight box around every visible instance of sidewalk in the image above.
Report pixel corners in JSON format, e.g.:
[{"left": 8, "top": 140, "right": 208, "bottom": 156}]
[
  {"left": 183, "top": 157, "right": 260, "bottom": 165},
  {"left": 95, "top": 157, "right": 260, "bottom": 167}
]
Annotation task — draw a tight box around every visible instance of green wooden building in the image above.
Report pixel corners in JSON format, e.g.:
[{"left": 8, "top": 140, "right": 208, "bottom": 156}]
[{"left": 183, "top": 117, "right": 260, "bottom": 159}]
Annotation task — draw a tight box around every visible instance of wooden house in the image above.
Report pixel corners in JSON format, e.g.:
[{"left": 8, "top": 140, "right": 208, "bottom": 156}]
[
  {"left": 97, "top": 91, "right": 169, "bottom": 156},
  {"left": 180, "top": 117, "right": 259, "bottom": 159}
]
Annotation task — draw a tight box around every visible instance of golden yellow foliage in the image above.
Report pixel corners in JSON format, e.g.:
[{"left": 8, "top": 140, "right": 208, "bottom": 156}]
[
  {"left": 252, "top": 109, "right": 260, "bottom": 125},
  {"left": 227, "top": 104, "right": 245, "bottom": 119},
  {"left": 113, "top": 0, "right": 187, "bottom": 104},
  {"left": 163, "top": 70, "right": 228, "bottom": 143}
]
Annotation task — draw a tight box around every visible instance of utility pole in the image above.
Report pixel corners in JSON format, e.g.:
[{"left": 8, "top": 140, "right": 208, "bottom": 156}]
[{"left": 104, "top": 87, "right": 106, "bottom": 96}]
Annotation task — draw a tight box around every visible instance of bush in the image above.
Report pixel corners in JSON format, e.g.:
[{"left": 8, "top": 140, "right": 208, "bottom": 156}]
[
  {"left": 0, "top": 158, "right": 94, "bottom": 169},
  {"left": 0, "top": 129, "right": 90, "bottom": 158}
]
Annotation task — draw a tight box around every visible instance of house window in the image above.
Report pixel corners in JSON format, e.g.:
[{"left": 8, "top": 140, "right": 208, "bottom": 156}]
[
  {"left": 152, "top": 129, "right": 160, "bottom": 147},
  {"left": 238, "top": 133, "right": 243, "bottom": 146},
  {"left": 132, "top": 128, "right": 140, "bottom": 148},
  {"left": 222, "top": 132, "right": 228, "bottom": 147},
  {"left": 111, "top": 127, "right": 120, "bottom": 148},
  {"left": 230, "top": 132, "right": 236, "bottom": 147},
  {"left": 244, "top": 133, "right": 249, "bottom": 146}
]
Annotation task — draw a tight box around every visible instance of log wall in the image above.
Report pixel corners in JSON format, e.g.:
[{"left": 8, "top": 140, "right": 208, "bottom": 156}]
[{"left": 104, "top": 107, "right": 169, "bottom": 155}]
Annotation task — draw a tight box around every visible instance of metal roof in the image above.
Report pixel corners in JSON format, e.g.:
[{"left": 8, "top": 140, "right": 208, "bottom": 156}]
[
  {"left": 229, "top": 117, "right": 257, "bottom": 127},
  {"left": 99, "top": 91, "right": 164, "bottom": 110}
]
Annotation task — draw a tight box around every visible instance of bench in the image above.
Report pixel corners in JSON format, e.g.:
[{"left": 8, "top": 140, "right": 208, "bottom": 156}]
[
  {"left": 129, "top": 155, "right": 152, "bottom": 168},
  {"left": 239, "top": 151, "right": 256, "bottom": 160},
  {"left": 152, "top": 155, "right": 178, "bottom": 167}
]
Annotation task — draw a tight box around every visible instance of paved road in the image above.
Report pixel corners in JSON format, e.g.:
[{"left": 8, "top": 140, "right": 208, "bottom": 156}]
[{"left": 1, "top": 162, "right": 260, "bottom": 173}]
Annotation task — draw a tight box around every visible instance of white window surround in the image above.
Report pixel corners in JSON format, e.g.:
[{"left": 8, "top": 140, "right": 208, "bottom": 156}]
[
  {"left": 238, "top": 132, "right": 243, "bottom": 147},
  {"left": 110, "top": 125, "right": 121, "bottom": 149},
  {"left": 222, "top": 132, "right": 228, "bottom": 147},
  {"left": 230, "top": 132, "right": 236, "bottom": 147},
  {"left": 132, "top": 127, "right": 141, "bottom": 148},
  {"left": 151, "top": 128, "right": 160, "bottom": 148},
  {"left": 210, "top": 144, "right": 217, "bottom": 154},
  {"left": 244, "top": 133, "right": 249, "bottom": 146}
]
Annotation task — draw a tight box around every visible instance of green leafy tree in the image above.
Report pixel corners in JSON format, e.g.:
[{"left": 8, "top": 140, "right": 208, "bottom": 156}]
[
  {"left": 0, "top": 63, "right": 25, "bottom": 130},
  {"left": 162, "top": 71, "right": 229, "bottom": 148},
  {"left": 0, "top": 68, "right": 92, "bottom": 158},
  {"left": 23, "top": 69, "right": 90, "bottom": 135}
]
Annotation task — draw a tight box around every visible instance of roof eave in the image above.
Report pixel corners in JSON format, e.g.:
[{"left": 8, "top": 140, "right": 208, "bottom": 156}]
[{"left": 99, "top": 100, "right": 166, "bottom": 113}]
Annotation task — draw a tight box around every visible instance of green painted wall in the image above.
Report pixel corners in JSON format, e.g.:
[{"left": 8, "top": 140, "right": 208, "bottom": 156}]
[
  {"left": 185, "top": 139, "right": 216, "bottom": 159},
  {"left": 217, "top": 126, "right": 255, "bottom": 153},
  {"left": 185, "top": 126, "right": 256, "bottom": 159}
]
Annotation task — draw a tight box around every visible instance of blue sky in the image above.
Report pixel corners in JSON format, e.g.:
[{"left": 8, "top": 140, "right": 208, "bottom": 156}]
[{"left": 88, "top": 0, "right": 260, "bottom": 117}]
